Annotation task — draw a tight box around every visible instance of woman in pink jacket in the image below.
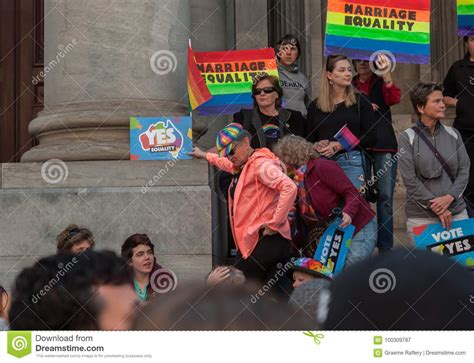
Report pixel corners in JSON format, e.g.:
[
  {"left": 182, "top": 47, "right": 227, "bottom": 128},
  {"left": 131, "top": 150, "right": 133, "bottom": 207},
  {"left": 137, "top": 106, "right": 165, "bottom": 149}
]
[{"left": 190, "top": 123, "right": 297, "bottom": 290}]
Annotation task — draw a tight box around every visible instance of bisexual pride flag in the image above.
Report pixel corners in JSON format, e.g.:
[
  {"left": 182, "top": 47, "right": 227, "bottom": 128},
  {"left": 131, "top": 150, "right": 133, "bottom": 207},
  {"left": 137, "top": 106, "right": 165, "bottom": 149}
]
[
  {"left": 325, "top": 0, "right": 431, "bottom": 64},
  {"left": 334, "top": 124, "right": 360, "bottom": 151},
  {"left": 458, "top": 0, "right": 474, "bottom": 36},
  {"left": 190, "top": 48, "right": 279, "bottom": 115}
]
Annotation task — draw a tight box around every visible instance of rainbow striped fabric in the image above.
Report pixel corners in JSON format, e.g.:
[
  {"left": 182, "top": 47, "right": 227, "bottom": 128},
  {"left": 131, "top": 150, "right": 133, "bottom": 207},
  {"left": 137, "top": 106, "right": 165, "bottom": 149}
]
[
  {"left": 458, "top": 0, "right": 474, "bottom": 36},
  {"left": 191, "top": 48, "right": 278, "bottom": 115},
  {"left": 325, "top": 0, "right": 431, "bottom": 64},
  {"left": 188, "top": 42, "right": 212, "bottom": 111}
]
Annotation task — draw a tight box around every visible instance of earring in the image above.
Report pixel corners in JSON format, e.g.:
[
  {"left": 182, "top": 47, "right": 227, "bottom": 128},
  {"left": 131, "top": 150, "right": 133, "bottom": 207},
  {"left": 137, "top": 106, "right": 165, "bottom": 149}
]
[{"left": 329, "top": 80, "right": 334, "bottom": 85}]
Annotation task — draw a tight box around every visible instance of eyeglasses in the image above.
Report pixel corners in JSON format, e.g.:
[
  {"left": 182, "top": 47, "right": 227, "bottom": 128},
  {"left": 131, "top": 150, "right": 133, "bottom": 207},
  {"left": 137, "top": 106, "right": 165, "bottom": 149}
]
[{"left": 252, "top": 87, "right": 276, "bottom": 96}]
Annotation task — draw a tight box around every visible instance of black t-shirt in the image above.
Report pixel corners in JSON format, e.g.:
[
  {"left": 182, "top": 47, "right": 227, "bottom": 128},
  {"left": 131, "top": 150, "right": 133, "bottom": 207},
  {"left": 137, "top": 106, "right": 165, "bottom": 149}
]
[
  {"left": 306, "top": 94, "right": 376, "bottom": 150},
  {"left": 443, "top": 54, "right": 474, "bottom": 131},
  {"left": 233, "top": 108, "right": 306, "bottom": 149},
  {"left": 229, "top": 171, "right": 241, "bottom": 202}
]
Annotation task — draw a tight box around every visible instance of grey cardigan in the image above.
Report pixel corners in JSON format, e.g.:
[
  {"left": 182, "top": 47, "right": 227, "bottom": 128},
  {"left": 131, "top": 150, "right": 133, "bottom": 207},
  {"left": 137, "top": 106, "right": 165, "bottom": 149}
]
[{"left": 398, "top": 120, "right": 470, "bottom": 219}]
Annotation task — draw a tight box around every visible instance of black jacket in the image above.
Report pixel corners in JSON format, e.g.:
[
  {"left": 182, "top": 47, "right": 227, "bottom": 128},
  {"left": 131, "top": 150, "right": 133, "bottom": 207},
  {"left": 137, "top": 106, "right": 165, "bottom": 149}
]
[
  {"left": 353, "top": 75, "right": 399, "bottom": 152},
  {"left": 443, "top": 53, "right": 474, "bottom": 132}
]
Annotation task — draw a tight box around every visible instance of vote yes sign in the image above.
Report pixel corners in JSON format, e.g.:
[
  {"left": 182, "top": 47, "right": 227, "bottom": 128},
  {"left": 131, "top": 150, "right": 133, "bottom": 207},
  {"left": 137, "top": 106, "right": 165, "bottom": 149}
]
[{"left": 413, "top": 218, "right": 474, "bottom": 268}]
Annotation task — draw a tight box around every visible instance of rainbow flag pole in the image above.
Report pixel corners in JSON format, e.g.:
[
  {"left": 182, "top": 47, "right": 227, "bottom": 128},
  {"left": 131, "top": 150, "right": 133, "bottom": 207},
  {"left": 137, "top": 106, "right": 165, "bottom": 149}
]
[{"left": 187, "top": 39, "right": 212, "bottom": 111}]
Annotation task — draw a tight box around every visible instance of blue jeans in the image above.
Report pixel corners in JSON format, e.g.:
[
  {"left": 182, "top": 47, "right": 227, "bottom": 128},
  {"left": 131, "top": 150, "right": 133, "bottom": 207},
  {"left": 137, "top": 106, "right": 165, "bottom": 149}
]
[
  {"left": 371, "top": 152, "right": 397, "bottom": 250},
  {"left": 333, "top": 150, "right": 377, "bottom": 264},
  {"left": 333, "top": 150, "right": 365, "bottom": 191},
  {"left": 346, "top": 217, "right": 377, "bottom": 266}
]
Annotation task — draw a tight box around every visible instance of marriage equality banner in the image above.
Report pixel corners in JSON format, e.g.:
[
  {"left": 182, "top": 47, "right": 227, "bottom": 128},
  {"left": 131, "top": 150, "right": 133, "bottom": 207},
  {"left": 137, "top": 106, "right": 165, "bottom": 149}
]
[
  {"left": 458, "top": 0, "right": 474, "bottom": 36},
  {"left": 189, "top": 48, "right": 278, "bottom": 115},
  {"left": 325, "top": 0, "right": 431, "bottom": 64},
  {"left": 129, "top": 116, "right": 192, "bottom": 161},
  {"left": 314, "top": 218, "right": 355, "bottom": 275},
  {"left": 413, "top": 218, "right": 474, "bottom": 268}
]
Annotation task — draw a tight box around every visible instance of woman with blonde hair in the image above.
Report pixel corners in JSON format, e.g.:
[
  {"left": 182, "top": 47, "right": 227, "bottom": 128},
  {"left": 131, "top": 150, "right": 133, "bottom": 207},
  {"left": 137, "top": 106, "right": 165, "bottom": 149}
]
[
  {"left": 306, "top": 55, "right": 376, "bottom": 195},
  {"left": 274, "top": 135, "right": 376, "bottom": 265}
]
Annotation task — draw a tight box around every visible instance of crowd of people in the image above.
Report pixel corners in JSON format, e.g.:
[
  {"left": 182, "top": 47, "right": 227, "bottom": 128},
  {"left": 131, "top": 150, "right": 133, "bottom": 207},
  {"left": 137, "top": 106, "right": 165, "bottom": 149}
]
[{"left": 1, "top": 34, "right": 474, "bottom": 331}]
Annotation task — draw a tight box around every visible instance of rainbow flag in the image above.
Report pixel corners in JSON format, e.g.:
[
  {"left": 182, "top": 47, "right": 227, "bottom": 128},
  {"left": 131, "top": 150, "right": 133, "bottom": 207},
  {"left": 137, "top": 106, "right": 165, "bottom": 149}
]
[
  {"left": 458, "top": 0, "right": 474, "bottom": 36},
  {"left": 193, "top": 48, "right": 278, "bottom": 115},
  {"left": 325, "top": 0, "right": 431, "bottom": 64},
  {"left": 334, "top": 124, "right": 360, "bottom": 151},
  {"left": 188, "top": 42, "right": 212, "bottom": 111}
]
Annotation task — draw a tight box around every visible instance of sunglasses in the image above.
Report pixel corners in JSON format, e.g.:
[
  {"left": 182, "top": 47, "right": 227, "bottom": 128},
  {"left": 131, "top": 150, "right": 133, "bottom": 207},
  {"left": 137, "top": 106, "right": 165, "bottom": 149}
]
[
  {"left": 67, "top": 228, "right": 79, "bottom": 238},
  {"left": 252, "top": 87, "right": 276, "bottom": 96}
]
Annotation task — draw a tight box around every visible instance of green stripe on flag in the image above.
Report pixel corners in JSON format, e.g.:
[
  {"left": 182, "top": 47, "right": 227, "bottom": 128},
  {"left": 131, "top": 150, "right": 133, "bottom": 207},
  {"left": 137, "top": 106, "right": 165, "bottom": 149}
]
[
  {"left": 458, "top": 4, "right": 474, "bottom": 15},
  {"left": 326, "top": 23, "right": 430, "bottom": 44}
]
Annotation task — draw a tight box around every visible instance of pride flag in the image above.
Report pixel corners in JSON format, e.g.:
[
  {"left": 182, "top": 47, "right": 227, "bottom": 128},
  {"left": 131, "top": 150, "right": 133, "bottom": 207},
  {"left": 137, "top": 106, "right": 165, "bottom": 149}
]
[
  {"left": 334, "top": 124, "right": 360, "bottom": 151},
  {"left": 325, "top": 0, "right": 431, "bottom": 64},
  {"left": 188, "top": 41, "right": 212, "bottom": 111},
  {"left": 458, "top": 0, "right": 474, "bottom": 36},
  {"left": 193, "top": 48, "right": 278, "bottom": 115}
]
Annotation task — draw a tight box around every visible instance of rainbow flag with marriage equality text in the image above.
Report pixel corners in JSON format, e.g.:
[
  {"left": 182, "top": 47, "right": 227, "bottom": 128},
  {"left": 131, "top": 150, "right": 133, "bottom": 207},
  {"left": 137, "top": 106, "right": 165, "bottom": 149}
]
[
  {"left": 458, "top": 0, "right": 474, "bottom": 36},
  {"left": 188, "top": 48, "right": 278, "bottom": 115},
  {"left": 325, "top": 0, "right": 431, "bottom": 64}
]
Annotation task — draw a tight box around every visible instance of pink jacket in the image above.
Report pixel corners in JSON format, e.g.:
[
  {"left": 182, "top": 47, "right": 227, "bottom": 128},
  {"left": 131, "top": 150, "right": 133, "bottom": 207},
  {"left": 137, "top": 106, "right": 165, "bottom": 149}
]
[{"left": 207, "top": 148, "right": 297, "bottom": 259}]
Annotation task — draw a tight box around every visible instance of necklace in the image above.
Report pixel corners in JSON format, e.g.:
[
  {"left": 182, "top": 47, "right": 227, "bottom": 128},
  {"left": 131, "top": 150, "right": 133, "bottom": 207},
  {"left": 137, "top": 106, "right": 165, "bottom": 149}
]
[{"left": 133, "top": 278, "right": 148, "bottom": 301}]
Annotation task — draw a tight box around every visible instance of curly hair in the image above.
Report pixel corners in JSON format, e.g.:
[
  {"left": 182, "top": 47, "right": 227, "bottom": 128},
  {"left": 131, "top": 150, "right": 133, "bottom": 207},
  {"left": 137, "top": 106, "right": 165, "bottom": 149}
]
[
  {"left": 273, "top": 135, "right": 319, "bottom": 167},
  {"left": 56, "top": 224, "right": 94, "bottom": 252}
]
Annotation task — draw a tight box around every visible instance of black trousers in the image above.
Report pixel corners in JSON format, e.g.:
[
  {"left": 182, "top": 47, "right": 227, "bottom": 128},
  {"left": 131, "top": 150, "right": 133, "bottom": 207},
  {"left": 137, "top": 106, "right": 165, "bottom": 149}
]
[
  {"left": 461, "top": 131, "right": 474, "bottom": 208},
  {"left": 235, "top": 233, "right": 294, "bottom": 299}
]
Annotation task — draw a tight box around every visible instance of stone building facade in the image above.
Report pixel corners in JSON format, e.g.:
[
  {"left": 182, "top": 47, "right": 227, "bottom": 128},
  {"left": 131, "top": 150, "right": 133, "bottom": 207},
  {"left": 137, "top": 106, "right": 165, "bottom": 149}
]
[{"left": 0, "top": 0, "right": 467, "bottom": 288}]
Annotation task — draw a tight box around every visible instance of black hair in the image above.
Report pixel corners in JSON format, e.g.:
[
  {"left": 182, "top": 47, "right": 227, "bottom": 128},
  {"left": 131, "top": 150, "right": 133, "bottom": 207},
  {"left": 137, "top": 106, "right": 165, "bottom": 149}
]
[
  {"left": 121, "top": 233, "right": 155, "bottom": 261},
  {"left": 276, "top": 34, "right": 302, "bottom": 60},
  {"left": 324, "top": 249, "right": 474, "bottom": 330},
  {"left": 9, "top": 250, "right": 131, "bottom": 330},
  {"left": 409, "top": 82, "right": 443, "bottom": 117}
]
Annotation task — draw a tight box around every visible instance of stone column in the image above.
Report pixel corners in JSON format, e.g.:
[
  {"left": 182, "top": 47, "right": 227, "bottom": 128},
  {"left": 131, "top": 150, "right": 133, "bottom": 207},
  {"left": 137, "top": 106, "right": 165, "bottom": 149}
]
[
  {"left": 267, "top": 0, "right": 312, "bottom": 79},
  {"left": 22, "top": 0, "right": 191, "bottom": 162},
  {"left": 190, "top": 0, "right": 230, "bottom": 149}
]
